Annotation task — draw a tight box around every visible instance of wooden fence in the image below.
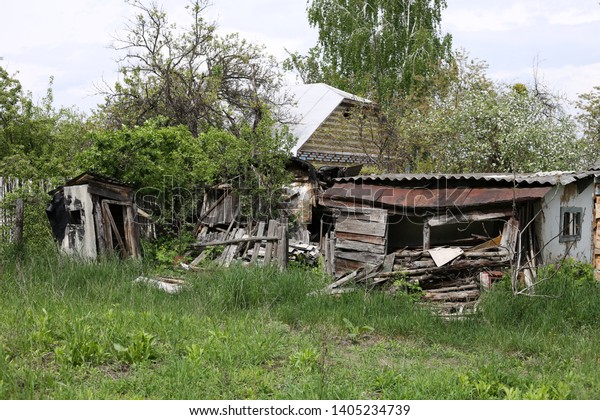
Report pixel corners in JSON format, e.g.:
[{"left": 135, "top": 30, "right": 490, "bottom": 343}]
[{"left": 0, "top": 177, "right": 52, "bottom": 243}]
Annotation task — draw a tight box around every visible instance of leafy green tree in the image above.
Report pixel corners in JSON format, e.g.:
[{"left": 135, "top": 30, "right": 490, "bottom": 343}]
[
  {"left": 286, "top": 0, "right": 453, "bottom": 105},
  {"left": 577, "top": 86, "right": 600, "bottom": 162},
  {"left": 0, "top": 67, "right": 88, "bottom": 180}
]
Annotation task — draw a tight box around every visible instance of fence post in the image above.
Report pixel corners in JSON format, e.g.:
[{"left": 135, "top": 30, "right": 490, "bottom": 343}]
[
  {"left": 277, "top": 217, "right": 288, "bottom": 271},
  {"left": 14, "top": 198, "right": 24, "bottom": 245}
]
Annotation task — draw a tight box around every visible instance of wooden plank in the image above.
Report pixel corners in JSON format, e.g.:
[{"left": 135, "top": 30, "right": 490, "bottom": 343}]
[
  {"left": 222, "top": 228, "right": 245, "bottom": 267},
  {"left": 335, "top": 250, "right": 384, "bottom": 264},
  {"left": 191, "top": 235, "right": 278, "bottom": 248},
  {"left": 335, "top": 238, "right": 386, "bottom": 254},
  {"left": 500, "top": 217, "right": 519, "bottom": 255},
  {"left": 125, "top": 205, "right": 140, "bottom": 258},
  {"left": 338, "top": 209, "right": 387, "bottom": 224},
  {"left": 250, "top": 221, "right": 266, "bottom": 264},
  {"left": 424, "top": 289, "right": 480, "bottom": 302},
  {"left": 335, "top": 258, "right": 364, "bottom": 275},
  {"left": 336, "top": 218, "right": 386, "bottom": 237},
  {"left": 335, "top": 231, "right": 386, "bottom": 245},
  {"left": 87, "top": 184, "right": 131, "bottom": 202},
  {"left": 382, "top": 253, "right": 395, "bottom": 273},
  {"left": 277, "top": 220, "right": 288, "bottom": 271},
  {"left": 92, "top": 197, "right": 106, "bottom": 255},
  {"left": 328, "top": 232, "right": 336, "bottom": 276},
  {"left": 264, "top": 220, "right": 278, "bottom": 264},
  {"left": 423, "top": 222, "right": 431, "bottom": 250},
  {"left": 101, "top": 201, "right": 126, "bottom": 257},
  {"left": 427, "top": 210, "right": 512, "bottom": 227},
  {"left": 327, "top": 268, "right": 362, "bottom": 290}
]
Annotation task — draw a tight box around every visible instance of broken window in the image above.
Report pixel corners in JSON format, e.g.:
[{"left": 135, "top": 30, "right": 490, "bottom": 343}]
[
  {"left": 560, "top": 207, "right": 582, "bottom": 242},
  {"left": 69, "top": 209, "right": 83, "bottom": 225}
]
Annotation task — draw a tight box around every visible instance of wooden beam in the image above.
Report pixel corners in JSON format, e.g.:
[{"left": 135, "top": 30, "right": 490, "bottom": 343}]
[
  {"left": 191, "top": 235, "right": 278, "bottom": 248},
  {"left": 423, "top": 222, "right": 431, "bottom": 251}
]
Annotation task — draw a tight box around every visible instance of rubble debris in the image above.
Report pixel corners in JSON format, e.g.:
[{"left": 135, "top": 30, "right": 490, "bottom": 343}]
[{"left": 134, "top": 276, "right": 185, "bottom": 294}]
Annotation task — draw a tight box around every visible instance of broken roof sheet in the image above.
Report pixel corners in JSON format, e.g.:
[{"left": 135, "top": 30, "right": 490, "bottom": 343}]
[
  {"left": 285, "top": 83, "right": 372, "bottom": 155},
  {"left": 336, "top": 170, "right": 599, "bottom": 187}
]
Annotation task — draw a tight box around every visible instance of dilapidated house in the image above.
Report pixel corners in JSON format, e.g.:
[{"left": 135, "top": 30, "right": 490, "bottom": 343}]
[
  {"left": 321, "top": 170, "right": 600, "bottom": 296},
  {"left": 286, "top": 83, "right": 382, "bottom": 167},
  {"left": 46, "top": 172, "right": 141, "bottom": 259}
]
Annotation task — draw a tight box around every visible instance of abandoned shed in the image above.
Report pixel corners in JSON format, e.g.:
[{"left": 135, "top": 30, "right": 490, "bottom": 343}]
[
  {"left": 46, "top": 172, "right": 141, "bottom": 259},
  {"left": 286, "top": 83, "right": 381, "bottom": 167},
  {"left": 321, "top": 170, "right": 600, "bottom": 284}
]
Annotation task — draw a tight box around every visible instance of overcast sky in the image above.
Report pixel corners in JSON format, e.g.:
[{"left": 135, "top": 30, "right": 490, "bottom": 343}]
[{"left": 1, "top": 0, "right": 599, "bottom": 114}]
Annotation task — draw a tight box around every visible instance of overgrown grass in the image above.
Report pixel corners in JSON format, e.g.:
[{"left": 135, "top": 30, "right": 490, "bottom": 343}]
[{"left": 1, "top": 249, "right": 599, "bottom": 399}]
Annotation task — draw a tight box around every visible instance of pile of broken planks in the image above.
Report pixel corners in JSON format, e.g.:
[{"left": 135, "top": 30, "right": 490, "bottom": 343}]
[
  {"left": 324, "top": 219, "right": 519, "bottom": 316},
  {"left": 187, "top": 219, "right": 319, "bottom": 270}
]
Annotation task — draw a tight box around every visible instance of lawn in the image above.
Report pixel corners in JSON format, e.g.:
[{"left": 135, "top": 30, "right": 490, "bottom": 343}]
[{"left": 1, "top": 249, "right": 599, "bottom": 399}]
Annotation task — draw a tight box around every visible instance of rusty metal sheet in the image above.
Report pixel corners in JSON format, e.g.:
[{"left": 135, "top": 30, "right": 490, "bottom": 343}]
[{"left": 323, "top": 183, "right": 552, "bottom": 209}]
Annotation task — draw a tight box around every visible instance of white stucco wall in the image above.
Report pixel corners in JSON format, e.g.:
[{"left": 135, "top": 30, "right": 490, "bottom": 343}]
[
  {"left": 61, "top": 185, "right": 97, "bottom": 259},
  {"left": 537, "top": 181, "right": 595, "bottom": 263}
]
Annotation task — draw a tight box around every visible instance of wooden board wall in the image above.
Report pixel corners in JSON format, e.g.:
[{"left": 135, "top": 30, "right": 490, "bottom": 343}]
[
  {"left": 334, "top": 208, "right": 388, "bottom": 276},
  {"left": 594, "top": 193, "right": 600, "bottom": 279},
  {"left": 298, "top": 101, "right": 382, "bottom": 166}
]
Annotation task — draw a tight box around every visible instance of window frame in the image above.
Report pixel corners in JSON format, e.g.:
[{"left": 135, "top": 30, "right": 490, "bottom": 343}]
[{"left": 559, "top": 207, "right": 582, "bottom": 243}]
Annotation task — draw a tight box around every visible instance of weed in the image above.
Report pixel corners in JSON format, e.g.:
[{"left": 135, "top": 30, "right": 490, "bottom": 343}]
[
  {"left": 392, "top": 275, "right": 424, "bottom": 302},
  {"left": 289, "top": 348, "right": 320, "bottom": 373},
  {"left": 113, "top": 332, "right": 158, "bottom": 365},
  {"left": 342, "top": 318, "right": 374, "bottom": 343}
]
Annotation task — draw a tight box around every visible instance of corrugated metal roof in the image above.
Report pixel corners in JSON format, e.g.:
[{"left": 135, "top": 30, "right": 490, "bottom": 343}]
[
  {"left": 323, "top": 184, "right": 552, "bottom": 209},
  {"left": 336, "top": 171, "right": 599, "bottom": 186},
  {"left": 284, "top": 83, "right": 371, "bottom": 154}
]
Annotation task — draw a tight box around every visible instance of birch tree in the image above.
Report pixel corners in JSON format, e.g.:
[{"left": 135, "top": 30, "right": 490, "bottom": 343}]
[{"left": 286, "top": 0, "right": 453, "bottom": 105}]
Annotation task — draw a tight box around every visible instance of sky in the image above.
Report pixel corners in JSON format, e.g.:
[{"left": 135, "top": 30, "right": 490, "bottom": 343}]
[{"left": 1, "top": 0, "right": 599, "bottom": 114}]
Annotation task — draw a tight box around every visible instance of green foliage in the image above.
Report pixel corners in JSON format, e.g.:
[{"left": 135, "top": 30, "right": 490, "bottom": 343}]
[
  {"left": 342, "top": 318, "right": 374, "bottom": 343},
  {"left": 78, "top": 119, "right": 204, "bottom": 188},
  {"left": 386, "top": 53, "right": 591, "bottom": 172},
  {"left": 392, "top": 276, "right": 424, "bottom": 302},
  {"left": 289, "top": 0, "right": 453, "bottom": 105},
  {"left": 2, "top": 251, "right": 600, "bottom": 399},
  {"left": 481, "top": 259, "right": 599, "bottom": 331},
  {"left": 577, "top": 85, "right": 600, "bottom": 156},
  {"left": 0, "top": 187, "right": 55, "bottom": 258},
  {"left": 289, "top": 348, "right": 320, "bottom": 373},
  {"left": 0, "top": 67, "right": 88, "bottom": 180},
  {"left": 113, "top": 332, "right": 158, "bottom": 365}
]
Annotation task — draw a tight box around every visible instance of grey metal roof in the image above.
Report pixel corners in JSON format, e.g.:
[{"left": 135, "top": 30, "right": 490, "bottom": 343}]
[
  {"left": 336, "top": 171, "right": 599, "bottom": 186},
  {"left": 284, "top": 83, "right": 371, "bottom": 155}
]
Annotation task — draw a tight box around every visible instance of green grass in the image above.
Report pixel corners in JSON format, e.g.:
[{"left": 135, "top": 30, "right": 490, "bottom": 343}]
[{"left": 1, "top": 249, "right": 600, "bottom": 399}]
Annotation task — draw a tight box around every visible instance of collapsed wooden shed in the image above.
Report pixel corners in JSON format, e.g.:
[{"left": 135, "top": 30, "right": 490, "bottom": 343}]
[
  {"left": 321, "top": 170, "right": 600, "bottom": 295},
  {"left": 46, "top": 172, "right": 141, "bottom": 259}
]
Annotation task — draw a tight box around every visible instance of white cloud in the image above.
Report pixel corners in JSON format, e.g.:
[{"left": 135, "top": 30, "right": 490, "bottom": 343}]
[{"left": 443, "top": 0, "right": 600, "bottom": 33}]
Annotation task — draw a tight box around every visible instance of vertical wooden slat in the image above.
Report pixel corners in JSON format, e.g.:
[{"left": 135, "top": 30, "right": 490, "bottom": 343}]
[
  {"left": 14, "top": 198, "right": 24, "bottom": 245},
  {"left": 251, "top": 221, "right": 266, "bottom": 264},
  {"left": 277, "top": 218, "right": 288, "bottom": 271},
  {"left": 92, "top": 197, "right": 106, "bottom": 255},
  {"left": 125, "top": 205, "right": 140, "bottom": 258},
  {"left": 264, "top": 220, "right": 277, "bottom": 265},
  {"left": 423, "top": 222, "right": 431, "bottom": 251}
]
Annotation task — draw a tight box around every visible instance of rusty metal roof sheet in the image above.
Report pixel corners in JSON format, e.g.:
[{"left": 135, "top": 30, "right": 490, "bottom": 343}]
[
  {"left": 323, "top": 184, "right": 552, "bottom": 209},
  {"left": 336, "top": 171, "right": 598, "bottom": 186}
]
